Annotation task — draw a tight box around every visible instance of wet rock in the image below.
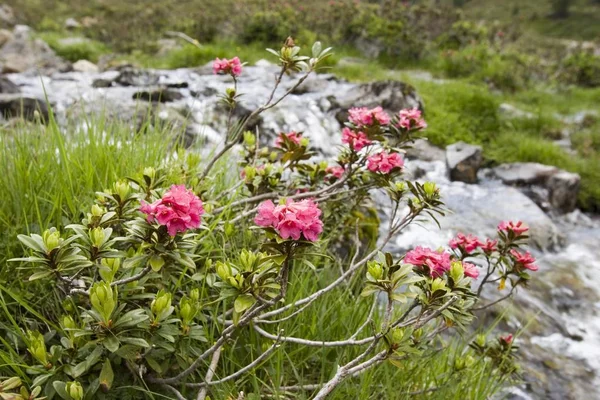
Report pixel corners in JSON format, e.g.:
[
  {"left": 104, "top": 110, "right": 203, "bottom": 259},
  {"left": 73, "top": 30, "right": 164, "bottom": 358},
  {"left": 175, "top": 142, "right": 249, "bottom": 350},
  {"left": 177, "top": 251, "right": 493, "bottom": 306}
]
[
  {"left": 405, "top": 138, "right": 445, "bottom": 162},
  {"left": 92, "top": 79, "right": 113, "bottom": 88},
  {"left": 115, "top": 69, "right": 159, "bottom": 87},
  {"left": 491, "top": 163, "right": 580, "bottom": 213},
  {"left": 0, "top": 94, "right": 48, "bottom": 121},
  {"left": 72, "top": 60, "right": 99, "bottom": 73},
  {"left": 0, "top": 25, "right": 70, "bottom": 74},
  {"left": 133, "top": 88, "right": 184, "bottom": 103},
  {"left": 547, "top": 171, "right": 580, "bottom": 213},
  {"left": 333, "top": 80, "right": 423, "bottom": 124},
  {"left": 291, "top": 75, "right": 332, "bottom": 95},
  {"left": 0, "top": 76, "right": 19, "bottom": 93},
  {"left": 446, "top": 141, "right": 483, "bottom": 183}
]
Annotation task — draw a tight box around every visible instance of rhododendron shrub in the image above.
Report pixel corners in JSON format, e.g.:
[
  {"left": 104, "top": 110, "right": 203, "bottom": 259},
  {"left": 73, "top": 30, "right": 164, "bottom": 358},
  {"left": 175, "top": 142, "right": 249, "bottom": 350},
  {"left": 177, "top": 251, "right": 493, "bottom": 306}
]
[{"left": 3, "top": 40, "right": 534, "bottom": 400}]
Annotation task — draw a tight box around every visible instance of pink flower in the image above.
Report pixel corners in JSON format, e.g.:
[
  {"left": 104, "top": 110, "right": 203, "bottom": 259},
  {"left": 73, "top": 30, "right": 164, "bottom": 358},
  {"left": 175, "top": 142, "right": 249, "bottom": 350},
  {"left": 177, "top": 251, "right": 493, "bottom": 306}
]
[
  {"left": 140, "top": 185, "right": 204, "bottom": 236},
  {"left": 449, "top": 233, "right": 481, "bottom": 254},
  {"left": 397, "top": 107, "right": 427, "bottom": 131},
  {"left": 500, "top": 334, "right": 513, "bottom": 345},
  {"left": 462, "top": 262, "right": 479, "bottom": 279},
  {"left": 275, "top": 131, "right": 302, "bottom": 148},
  {"left": 480, "top": 238, "right": 498, "bottom": 254},
  {"left": 348, "top": 106, "right": 390, "bottom": 127},
  {"left": 498, "top": 221, "right": 528, "bottom": 235},
  {"left": 367, "top": 151, "right": 404, "bottom": 174},
  {"left": 213, "top": 57, "right": 243, "bottom": 76},
  {"left": 341, "top": 127, "right": 372, "bottom": 151},
  {"left": 510, "top": 249, "right": 538, "bottom": 271},
  {"left": 404, "top": 246, "right": 451, "bottom": 278},
  {"left": 326, "top": 165, "right": 344, "bottom": 179},
  {"left": 254, "top": 199, "right": 323, "bottom": 242}
]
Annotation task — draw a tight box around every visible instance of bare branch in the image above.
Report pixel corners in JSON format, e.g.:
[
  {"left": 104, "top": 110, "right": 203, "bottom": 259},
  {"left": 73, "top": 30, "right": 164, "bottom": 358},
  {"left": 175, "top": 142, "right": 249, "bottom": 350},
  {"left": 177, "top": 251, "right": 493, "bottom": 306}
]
[{"left": 196, "top": 346, "right": 222, "bottom": 400}]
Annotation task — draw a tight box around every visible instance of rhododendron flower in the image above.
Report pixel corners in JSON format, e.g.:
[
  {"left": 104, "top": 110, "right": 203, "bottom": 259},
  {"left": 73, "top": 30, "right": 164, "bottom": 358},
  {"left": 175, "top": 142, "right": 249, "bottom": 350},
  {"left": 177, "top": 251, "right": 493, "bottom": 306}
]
[
  {"left": 348, "top": 106, "right": 390, "bottom": 127},
  {"left": 480, "top": 238, "right": 498, "bottom": 254},
  {"left": 341, "top": 127, "right": 372, "bottom": 151},
  {"left": 140, "top": 185, "right": 204, "bottom": 236},
  {"left": 367, "top": 151, "right": 404, "bottom": 174},
  {"left": 275, "top": 131, "right": 302, "bottom": 147},
  {"left": 397, "top": 107, "right": 427, "bottom": 131},
  {"left": 326, "top": 165, "right": 344, "bottom": 179},
  {"left": 498, "top": 220, "right": 528, "bottom": 235},
  {"left": 510, "top": 249, "right": 538, "bottom": 271},
  {"left": 404, "top": 246, "right": 451, "bottom": 278},
  {"left": 462, "top": 262, "right": 479, "bottom": 279},
  {"left": 213, "top": 57, "right": 243, "bottom": 76},
  {"left": 449, "top": 233, "right": 481, "bottom": 254},
  {"left": 500, "top": 334, "right": 513, "bottom": 345},
  {"left": 254, "top": 199, "right": 323, "bottom": 242}
]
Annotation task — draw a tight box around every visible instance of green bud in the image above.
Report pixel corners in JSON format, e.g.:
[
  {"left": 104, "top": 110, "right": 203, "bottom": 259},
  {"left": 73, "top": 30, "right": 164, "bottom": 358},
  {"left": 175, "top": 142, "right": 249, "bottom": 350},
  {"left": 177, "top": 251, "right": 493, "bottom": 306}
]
[
  {"left": 243, "top": 131, "right": 256, "bottom": 146},
  {"left": 243, "top": 166, "right": 256, "bottom": 182},
  {"left": 450, "top": 261, "right": 464, "bottom": 281},
  {"left": 90, "top": 282, "right": 117, "bottom": 325},
  {"left": 423, "top": 181, "right": 437, "bottom": 196},
  {"left": 149, "top": 255, "right": 165, "bottom": 272},
  {"left": 91, "top": 204, "right": 104, "bottom": 217},
  {"left": 300, "top": 138, "right": 309, "bottom": 147},
  {"left": 269, "top": 151, "right": 278, "bottom": 162},
  {"left": 264, "top": 164, "right": 273, "bottom": 174},
  {"left": 225, "top": 87, "right": 236, "bottom": 98},
  {"left": 454, "top": 358, "right": 466, "bottom": 371},
  {"left": 216, "top": 262, "right": 231, "bottom": 281},
  {"left": 151, "top": 290, "right": 172, "bottom": 320},
  {"left": 239, "top": 249, "right": 256, "bottom": 272},
  {"left": 367, "top": 261, "right": 384, "bottom": 280},
  {"left": 62, "top": 315, "right": 77, "bottom": 330},
  {"left": 66, "top": 381, "right": 84, "bottom": 400},
  {"left": 430, "top": 278, "right": 448, "bottom": 294},
  {"left": 1, "top": 376, "right": 22, "bottom": 391},
  {"left": 391, "top": 328, "right": 404, "bottom": 343},
  {"left": 259, "top": 147, "right": 270, "bottom": 157},
  {"left": 100, "top": 258, "right": 121, "bottom": 282},
  {"left": 90, "top": 227, "right": 106, "bottom": 248},
  {"left": 143, "top": 167, "right": 156, "bottom": 180},
  {"left": 190, "top": 288, "right": 200, "bottom": 302},
  {"left": 26, "top": 331, "right": 48, "bottom": 367},
  {"left": 394, "top": 182, "right": 406, "bottom": 192},
  {"left": 43, "top": 229, "right": 61, "bottom": 252},
  {"left": 114, "top": 181, "right": 130, "bottom": 200},
  {"left": 475, "top": 334, "right": 486, "bottom": 347}
]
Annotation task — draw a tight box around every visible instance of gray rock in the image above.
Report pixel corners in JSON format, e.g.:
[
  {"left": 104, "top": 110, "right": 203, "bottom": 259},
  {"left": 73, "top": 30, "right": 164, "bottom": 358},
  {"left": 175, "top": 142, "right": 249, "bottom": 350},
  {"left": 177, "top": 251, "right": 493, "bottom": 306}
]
[
  {"left": 446, "top": 141, "right": 483, "bottom": 183},
  {"left": 72, "top": 60, "right": 99, "bottom": 73},
  {"left": 0, "top": 4, "right": 15, "bottom": 27},
  {"left": 133, "top": 88, "right": 184, "bottom": 103},
  {"left": 0, "top": 28, "right": 13, "bottom": 46},
  {"left": 64, "top": 18, "right": 81, "bottom": 30},
  {"left": 0, "top": 94, "right": 49, "bottom": 122},
  {"left": 333, "top": 80, "right": 423, "bottom": 124},
  {"left": 405, "top": 139, "right": 445, "bottom": 162},
  {"left": 115, "top": 69, "right": 159, "bottom": 87},
  {"left": 0, "top": 76, "right": 19, "bottom": 93},
  {"left": 547, "top": 171, "right": 580, "bottom": 213},
  {"left": 499, "top": 103, "right": 535, "bottom": 119},
  {"left": 92, "top": 79, "right": 113, "bottom": 88},
  {"left": 492, "top": 163, "right": 580, "bottom": 213},
  {"left": 0, "top": 25, "right": 70, "bottom": 74}
]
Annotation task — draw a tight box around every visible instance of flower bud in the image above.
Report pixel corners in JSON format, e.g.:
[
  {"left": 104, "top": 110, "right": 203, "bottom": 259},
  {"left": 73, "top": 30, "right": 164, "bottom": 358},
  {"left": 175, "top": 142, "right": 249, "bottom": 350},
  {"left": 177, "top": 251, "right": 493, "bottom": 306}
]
[
  {"left": 367, "top": 261, "right": 383, "bottom": 280},
  {"left": 114, "top": 181, "right": 130, "bottom": 200},
  {"left": 243, "top": 166, "right": 256, "bottom": 182},
  {"left": 43, "top": 229, "right": 61, "bottom": 252},
  {"left": 90, "top": 282, "right": 117, "bottom": 325},
  {"left": 216, "top": 262, "right": 231, "bottom": 281},
  {"left": 300, "top": 138, "right": 309, "bottom": 147},
  {"left": 151, "top": 290, "right": 172, "bottom": 318},
  {"left": 90, "top": 227, "right": 106, "bottom": 248},
  {"left": 91, "top": 204, "right": 104, "bottom": 217},
  {"left": 100, "top": 258, "right": 121, "bottom": 282},
  {"left": 450, "top": 260, "right": 464, "bottom": 280},
  {"left": 1, "top": 376, "right": 22, "bottom": 391},
  {"left": 143, "top": 167, "right": 156, "bottom": 180},
  {"left": 269, "top": 151, "right": 278, "bottom": 162},
  {"left": 243, "top": 131, "right": 256, "bottom": 146},
  {"left": 66, "top": 381, "right": 84, "bottom": 400},
  {"left": 62, "top": 315, "right": 77, "bottom": 330},
  {"left": 190, "top": 288, "right": 200, "bottom": 302},
  {"left": 423, "top": 181, "right": 437, "bottom": 196},
  {"left": 391, "top": 328, "right": 404, "bottom": 343},
  {"left": 26, "top": 331, "right": 48, "bottom": 367}
]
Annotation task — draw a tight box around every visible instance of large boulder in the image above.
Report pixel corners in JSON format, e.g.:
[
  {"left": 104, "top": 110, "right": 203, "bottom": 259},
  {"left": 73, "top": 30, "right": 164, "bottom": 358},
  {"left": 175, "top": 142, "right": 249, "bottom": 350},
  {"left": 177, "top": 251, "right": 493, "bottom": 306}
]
[
  {"left": 446, "top": 141, "right": 483, "bottom": 184},
  {"left": 0, "top": 94, "right": 49, "bottom": 122},
  {"left": 115, "top": 68, "right": 159, "bottom": 87},
  {"left": 491, "top": 163, "right": 581, "bottom": 213},
  {"left": 333, "top": 80, "right": 423, "bottom": 124},
  {"left": 72, "top": 59, "right": 99, "bottom": 73},
  {"left": 0, "top": 25, "right": 70, "bottom": 74},
  {"left": 405, "top": 138, "right": 445, "bottom": 162}
]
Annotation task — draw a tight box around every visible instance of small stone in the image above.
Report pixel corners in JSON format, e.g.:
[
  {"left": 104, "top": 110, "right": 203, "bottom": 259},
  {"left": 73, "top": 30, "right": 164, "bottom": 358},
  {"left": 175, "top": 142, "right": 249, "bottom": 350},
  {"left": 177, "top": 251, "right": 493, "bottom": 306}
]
[
  {"left": 64, "top": 18, "right": 81, "bottom": 30},
  {"left": 133, "top": 88, "right": 184, "bottom": 103},
  {"left": 547, "top": 171, "right": 580, "bottom": 213},
  {"left": 72, "top": 59, "right": 99, "bottom": 73},
  {"left": 92, "top": 79, "right": 113, "bottom": 88},
  {"left": 446, "top": 141, "right": 483, "bottom": 183}
]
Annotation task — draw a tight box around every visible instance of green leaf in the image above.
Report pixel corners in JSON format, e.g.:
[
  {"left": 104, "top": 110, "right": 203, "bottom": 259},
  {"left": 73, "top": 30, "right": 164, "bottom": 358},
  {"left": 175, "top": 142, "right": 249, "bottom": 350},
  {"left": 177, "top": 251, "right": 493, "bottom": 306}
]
[
  {"left": 99, "top": 359, "right": 114, "bottom": 392},
  {"left": 53, "top": 381, "right": 69, "bottom": 399},
  {"left": 360, "top": 286, "right": 380, "bottom": 297},
  {"left": 145, "top": 356, "right": 163, "bottom": 374},
  {"left": 103, "top": 335, "right": 119, "bottom": 352},
  {"left": 234, "top": 294, "right": 256, "bottom": 313},
  {"left": 312, "top": 41, "right": 322, "bottom": 58},
  {"left": 121, "top": 337, "right": 150, "bottom": 348},
  {"left": 28, "top": 270, "right": 54, "bottom": 281},
  {"left": 149, "top": 255, "right": 165, "bottom": 272},
  {"left": 114, "top": 344, "right": 140, "bottom": 360},
  {"left": 17, "top": 234, "right": 46, "bottom": 252}
]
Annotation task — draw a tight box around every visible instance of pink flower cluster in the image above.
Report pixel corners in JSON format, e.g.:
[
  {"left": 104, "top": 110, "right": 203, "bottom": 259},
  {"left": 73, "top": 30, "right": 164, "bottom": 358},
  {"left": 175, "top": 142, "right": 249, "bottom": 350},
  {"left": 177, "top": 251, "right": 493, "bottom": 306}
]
[
  {"left": 498, "top": 220, "right": 528, "bottom": 235},
  {"left": 140, "top": 185, "right": 204, "bottom": 236},
  {"left": 367, "top": 151, "right": 404, "bottom": 174},
  {"left": 275, "top": 131, "right": 302, "bottom": 147},
  {"left": 462, "top": 262, "right": 479, "bottom": 279},
  {"left": 348, "top": 106, "right": 390, "bottom": 127},
  {"left": 404, "top": 246, "right": 451, "bottom": 278},
  {"left": 510, "top": 249, "right": 538, "bottom": 271},
  {"left": 449, "top": 233, "right": 498, "bottom": 254},
  {"left": 326, "top": 165, "right": 344, "bottom": 179},
  {"left": 213, "top": 57, "right": 242, "bottom": 76},
  {"left": 341, "top": 127, "right": 372, "bottom": 151},
  {"left": 254, "top": 199, "right": 323, "bottom": 242},
  {"left": 397, "top": 108, "right": 427, "bottom": 131}
]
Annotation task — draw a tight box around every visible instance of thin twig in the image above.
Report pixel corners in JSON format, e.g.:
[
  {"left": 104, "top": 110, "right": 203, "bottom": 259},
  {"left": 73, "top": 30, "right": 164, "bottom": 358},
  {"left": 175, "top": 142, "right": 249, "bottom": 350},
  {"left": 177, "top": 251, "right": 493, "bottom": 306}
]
[{"left": 196, "top": 346, "right": 222, "bottom": 400}]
